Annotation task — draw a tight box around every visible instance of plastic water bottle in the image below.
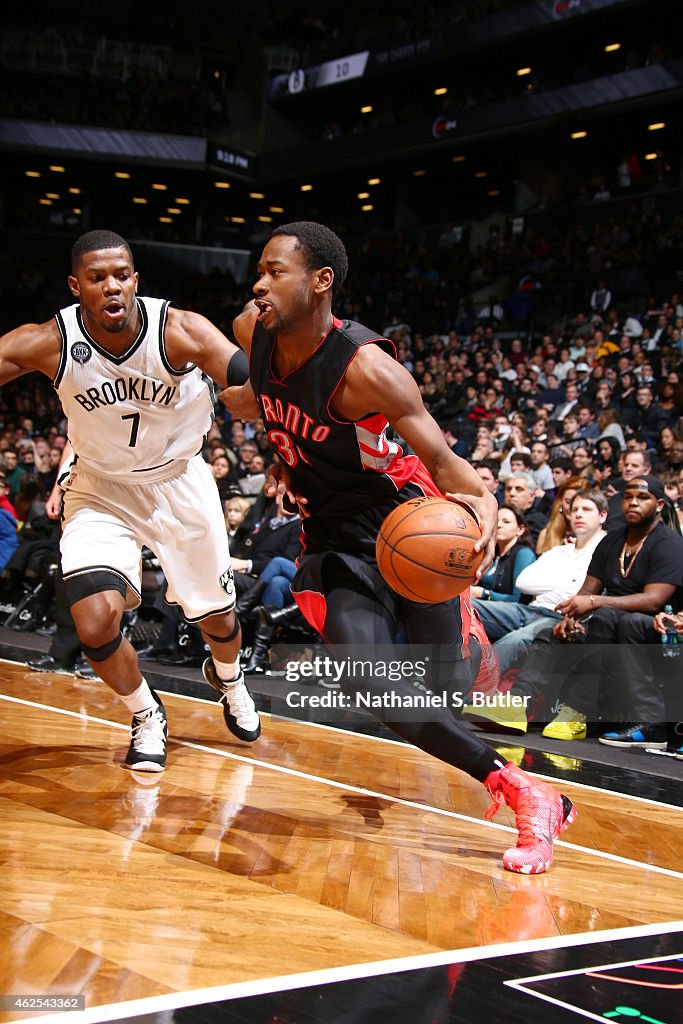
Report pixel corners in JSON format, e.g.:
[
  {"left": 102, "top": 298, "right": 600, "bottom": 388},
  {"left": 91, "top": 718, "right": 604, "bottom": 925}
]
[{"left": 661, "top": 605, "right": 680, "bottom": 659}]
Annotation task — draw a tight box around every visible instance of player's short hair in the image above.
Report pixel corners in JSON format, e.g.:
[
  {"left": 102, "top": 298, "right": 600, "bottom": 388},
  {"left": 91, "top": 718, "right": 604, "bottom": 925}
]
[
  {"left": 271, "top": 221, "right": 349, "bottom": 298},
  {"left": 71, "top": 230, "right": 133, "bottom": 271}
]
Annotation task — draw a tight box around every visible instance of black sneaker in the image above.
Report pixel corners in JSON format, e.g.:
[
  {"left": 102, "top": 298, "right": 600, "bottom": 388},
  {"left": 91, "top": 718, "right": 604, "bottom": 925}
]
[
  {"left": 73, "top": 654, "right": 98, "bottom": 680},
  {"left": 202, "top": 658, "right": 261, "bottom": 742},
  {"left": 27, "top": 655, "right": 73, "bottom": 674},
  {"left": 124, "top": 690, "right": 167, "bottom": 772},
  {"left": 598, "top": 724, "right": 667, "bottom": 749}
]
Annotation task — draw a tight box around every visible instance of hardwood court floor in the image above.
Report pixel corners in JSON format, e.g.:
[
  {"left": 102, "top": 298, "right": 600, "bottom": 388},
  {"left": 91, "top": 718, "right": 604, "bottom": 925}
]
[{"left": 1, "top": 662, "right": 682, "bottom": 1019}]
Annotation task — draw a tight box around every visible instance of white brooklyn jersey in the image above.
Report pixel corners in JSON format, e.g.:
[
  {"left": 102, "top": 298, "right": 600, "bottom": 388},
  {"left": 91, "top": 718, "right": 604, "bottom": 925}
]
[{"left": 54, "top": 297, "right": 214, "bottom": 480}]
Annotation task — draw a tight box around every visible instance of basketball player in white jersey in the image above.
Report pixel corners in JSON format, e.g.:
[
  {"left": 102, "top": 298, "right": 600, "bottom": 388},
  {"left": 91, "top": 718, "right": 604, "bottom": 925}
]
[{"left": 0, "top": 229, "right": 260, "bottom": 771}]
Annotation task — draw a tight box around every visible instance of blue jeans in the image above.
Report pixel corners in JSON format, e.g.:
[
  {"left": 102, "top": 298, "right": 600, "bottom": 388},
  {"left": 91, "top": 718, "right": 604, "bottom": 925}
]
[
  {"left": 260, "top": 556, "right": 297, "bottom": 608},
  {"left": 472, "top": 599, "right": 561, "bottom": 675}
]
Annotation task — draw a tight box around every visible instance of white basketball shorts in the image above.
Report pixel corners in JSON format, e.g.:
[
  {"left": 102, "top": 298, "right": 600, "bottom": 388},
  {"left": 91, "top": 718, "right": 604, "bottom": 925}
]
[{"left": 61, "top": 455, "right": 235, "bottom": 620}]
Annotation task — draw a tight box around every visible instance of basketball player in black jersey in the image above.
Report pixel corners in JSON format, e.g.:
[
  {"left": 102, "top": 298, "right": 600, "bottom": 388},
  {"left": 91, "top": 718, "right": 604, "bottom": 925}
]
[{"left": 224, "top": 221, "right": 576, "bottom": 874}]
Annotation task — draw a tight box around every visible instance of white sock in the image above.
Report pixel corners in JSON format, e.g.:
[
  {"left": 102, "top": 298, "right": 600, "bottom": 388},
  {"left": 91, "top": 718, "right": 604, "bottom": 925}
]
[
  {"left": 213, "top": 657, "right": 241, "bottom": 683},
  {"left": 120, "top": 678, "right": 156, "bottom": 716}
]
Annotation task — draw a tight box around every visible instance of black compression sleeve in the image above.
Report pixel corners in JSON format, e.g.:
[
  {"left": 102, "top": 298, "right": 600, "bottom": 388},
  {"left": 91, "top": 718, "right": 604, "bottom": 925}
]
[{"left": 227, "top": 348, "right": 249, "bottom": 386}]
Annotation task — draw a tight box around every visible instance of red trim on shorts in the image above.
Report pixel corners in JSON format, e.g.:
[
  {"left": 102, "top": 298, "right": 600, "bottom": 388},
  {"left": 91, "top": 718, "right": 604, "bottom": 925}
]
[{"left": 293, "top": 589, "right": 328, "bottom": 636}]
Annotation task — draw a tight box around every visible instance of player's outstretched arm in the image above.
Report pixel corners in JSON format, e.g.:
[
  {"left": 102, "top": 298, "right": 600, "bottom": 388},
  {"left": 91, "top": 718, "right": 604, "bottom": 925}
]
[
  {"left": 337, "top": 345, "right": 498, "bottom": 577},
  {"left": 165, "top": 308, "right": 247, "bottom": 389},
  {"left": 0, "top": 321, "right": 62, "bottom": 386},
  {"left": 219, "top": 300, "right": 261, "bottom": 420}
]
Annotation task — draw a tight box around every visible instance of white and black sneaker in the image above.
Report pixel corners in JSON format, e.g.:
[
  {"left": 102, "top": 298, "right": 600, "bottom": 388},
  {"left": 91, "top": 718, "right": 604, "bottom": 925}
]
[
  {"left": 124, "top": 690, "right": 167, "bottom": 772},
  {"left": 202, "top": 658, "right": 261, "bottom": 742}
]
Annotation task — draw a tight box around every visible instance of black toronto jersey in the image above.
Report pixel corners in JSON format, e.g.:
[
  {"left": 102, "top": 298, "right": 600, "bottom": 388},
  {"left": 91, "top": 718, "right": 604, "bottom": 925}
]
[{"left": 249, "top": 316, "right": 429, "bottom": 519}]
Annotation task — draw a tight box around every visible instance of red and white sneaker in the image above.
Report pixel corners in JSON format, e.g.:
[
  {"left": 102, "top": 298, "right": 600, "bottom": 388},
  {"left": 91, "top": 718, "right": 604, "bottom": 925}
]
[{"left": 485, "top": 762, "right": 576, "bottom": 874}]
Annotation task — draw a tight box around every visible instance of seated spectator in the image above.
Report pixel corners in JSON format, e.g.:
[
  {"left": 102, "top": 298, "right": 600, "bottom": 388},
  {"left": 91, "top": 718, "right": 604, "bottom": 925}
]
[
  {"left": 224, "top": 496, "right": 252, "bottom": 543},
  {"left": 571, "top": 443, "right": 595, "bottom": 481},
  {"left": 605, "top": 449, "right": 653, "bottom": 531},
  {"left": 466, "top": 476, "right": 683, "bottom": 743},
  {"left": 0, "top": 504, "right": 18, "bottom": 574},
  {"left": 238, "top": 453, "right": 268, "bottom": 497},
  {"left": 624, "top": 384, "right": 668, "bottom": 449},
  {"left": 593, "top": 436, "right": 621, "bottom": 484},
  {"left": 529, "top": 441, "right": 554, "bottom": 493},
  {"left": 470, "top": 505, "right": 536, "bottom": 604},
  {"left": 549, "top": 456, "right": 574, "bottom": 490},
  {"left": 597, "top": 408, "right": 626, "bottom": 450},
  {"left": 473, "top": 459, "right": 504, "bottom": 505},
  {"left": 2, "top": 449, "right": 25, "bottom": 500},
  {"left": 503, "top": 473, "right": 548, "bottom": 546},
  {"left": 576, "top": 403, "right": 600, "bottom": 441},
  {"left": 231, "top": 482, "right": 301, "bottom": 610},
  {"left": 467, "top": 489, "right": 607, "bottom": 677},
  {"left": 556, "top": 411, "right": 584, "bottom": 454},
  {"left": 663, "top": 472, "right": 683, "bottom": 529},
  {"left": 536, "top": 476, "right": 591, "bottom": 554},
  {"left": 14, "top": 475, "right": 47, "bottom": 526},
  {"left": 209, "top": 454, "right": 240, "bottom": 501},
  {"left": 656, "top": 424, "right": 682, "bottom": 473},
  {"left": 0, "top": 474, "right": 17, "bottom": 520}
]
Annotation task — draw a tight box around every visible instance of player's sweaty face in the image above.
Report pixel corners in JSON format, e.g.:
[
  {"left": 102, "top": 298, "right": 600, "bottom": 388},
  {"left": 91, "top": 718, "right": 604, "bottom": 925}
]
[
  {"left": 70, "top": 247, "right": 139, "bottom": 335},
  {"left": 253, "top": 236, "right": 316, "bottom": 333}
]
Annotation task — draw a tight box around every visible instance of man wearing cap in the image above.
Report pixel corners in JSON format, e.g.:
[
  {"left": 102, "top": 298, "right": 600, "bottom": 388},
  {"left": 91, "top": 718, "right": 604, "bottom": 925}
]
[
  {"left": 551, "top": 474, "right": 683, "bottom": 745},
  {"left": 466, "top": 475, "right": 683, "bottom": 745}
]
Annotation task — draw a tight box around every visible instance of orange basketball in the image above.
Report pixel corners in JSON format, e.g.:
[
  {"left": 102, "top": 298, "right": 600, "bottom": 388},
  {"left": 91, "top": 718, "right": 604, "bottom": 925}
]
[{"left": 376, "top": 496, "right": 483, "bottom": 603}]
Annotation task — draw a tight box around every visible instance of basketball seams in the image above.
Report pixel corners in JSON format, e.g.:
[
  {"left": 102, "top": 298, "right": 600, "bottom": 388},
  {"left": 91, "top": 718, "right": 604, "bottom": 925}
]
[{"left": 376, "top": 495, "right": 482, "bottom": 602}]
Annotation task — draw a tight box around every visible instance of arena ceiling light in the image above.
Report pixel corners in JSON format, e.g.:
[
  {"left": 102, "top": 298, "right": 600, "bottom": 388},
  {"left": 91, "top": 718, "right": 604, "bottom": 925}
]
[
  {"left": 68, "top": 187, "right": 81, "bottom": 194},
  {"left": 452, "top": 155, "right": 465, "bottom": 163},
  {"left": 25, "top": 170, "right": 41, "bottom": 178},
  {"left": 571, "top": 130, "right": 588, "bottom": 139},
  {"left": 361, "top": 204, "right": 374, "bottom": 211},
  {"left": 357, "top": 192, "right": 370, "bottom": 198},
  {"left": 132, "top": 197, "right": 148, "bottom": 204},
  {"left": 475, "top": 170, "right": 488, "bottom": 178},
  {"left": 39, "top": 198, "right": 52, "bottom": 205},
  {"left": 516, "top": 67, "right": 532, "bottom": 76},
  {"left": 231, "top": 216, "right": 246, "bottom": 223},
  {"left": 604, "top": 42, "right": 621, "bottom": 52},
  {"left": 46, "top": 193, "right": 60, "bottom": 199},
  {"left": 167, "top": 208, "right": 181, "bottom": 215},
  {"left": 648, "top": 122, "right": 665, "bottom": 131},
  {"left": 49, "top": 165, "right": 65, "bottom": 172},
  {"left": 413, "top": 169, "right": 427, "bottom": 176},
  {"left": 434, "top": 87, "right": 448, "bottom": 95},
  {"left": 214, "top": 181, "right": 231, "bottom": 189},
  {"left": 300, "top": 184, "right": 314, "bottom": 191},
  {"left": 258, "top": 215, "right": 273, "bottom": 222},
  {"left": 269, "top": 206, "right": 284, "bottom": 213},
  {"left": 175, "top": 197, "right": 190, "bottom": 204},
  {"left": 644, "top": 152, "right": 659, "bottom": 160},
  {"left": 360, "top": 105, "right": 373, "bottom": 113},
  {"left": 368, "top": 178, "right": 381, "bottom": 185},
  {"left": 115, "top": 172, "right": 131, "bottom": 179},
  {"left": 249, "top": 192, "right": 265, "bottom": 199},
  {"left": 152, "top": 183, "right": 168, "bottom": 190}
]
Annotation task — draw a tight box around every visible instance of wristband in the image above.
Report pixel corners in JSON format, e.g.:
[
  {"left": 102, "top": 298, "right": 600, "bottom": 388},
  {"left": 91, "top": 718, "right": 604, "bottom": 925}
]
[{"left": 227, "top": 348, "right": 249, "bottom": 387}]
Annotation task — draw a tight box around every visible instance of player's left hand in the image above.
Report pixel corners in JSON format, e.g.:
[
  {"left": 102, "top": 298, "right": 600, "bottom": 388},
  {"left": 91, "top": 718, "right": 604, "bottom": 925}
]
[
  {"left": 220, "top": 381, "right": 260, "bottom": 421},
  {"left": 445, "top": 490, "right": 497, "bottom": 582}
]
